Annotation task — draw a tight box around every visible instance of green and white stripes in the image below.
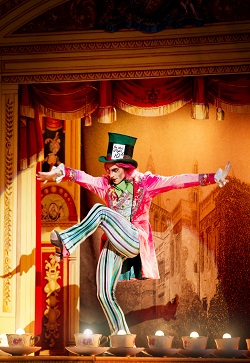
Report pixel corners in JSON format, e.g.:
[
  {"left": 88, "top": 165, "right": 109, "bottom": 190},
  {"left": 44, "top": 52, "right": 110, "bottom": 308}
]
[
  {"left": 58, "top": 203, "right": 140, "bottom": 334},
  {"left": 60, "top": 203, "right": 139, "bottom": 258}
]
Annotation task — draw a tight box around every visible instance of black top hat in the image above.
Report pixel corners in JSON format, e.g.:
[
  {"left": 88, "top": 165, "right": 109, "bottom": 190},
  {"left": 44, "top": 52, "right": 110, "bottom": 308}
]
[{"left": 99, "top": 132, "right": 138, "bottom": 167}]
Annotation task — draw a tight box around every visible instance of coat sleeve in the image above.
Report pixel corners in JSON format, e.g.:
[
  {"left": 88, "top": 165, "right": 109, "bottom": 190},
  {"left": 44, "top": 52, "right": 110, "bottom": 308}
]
[
  {"left": 63, "top": 166, "right": 109, "bottom": 201},
  {"left": 144, "top": 172, "right": 215, "bottom": 198}
]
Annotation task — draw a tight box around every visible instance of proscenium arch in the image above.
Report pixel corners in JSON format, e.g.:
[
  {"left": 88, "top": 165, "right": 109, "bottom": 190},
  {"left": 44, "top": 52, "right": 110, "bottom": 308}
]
[
  {"left": 1, "top": 0, "right": 250, "bottom": 344},
  {"left": 0, "top": 1, "right": 250, "bottom": 82},
  {"left": 0, "top": 0, "right": 68, "bottom": 38}
]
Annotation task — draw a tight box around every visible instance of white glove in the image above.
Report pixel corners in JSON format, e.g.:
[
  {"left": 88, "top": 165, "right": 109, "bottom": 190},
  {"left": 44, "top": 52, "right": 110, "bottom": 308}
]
[
  {"left": 52, "top": 163, "right": 65, "bottom": 183},
  {"left": 214, "top": 161, "right": 232, "bottom": 187},
  {"left": 36, "top": 163, "right": 65, "bottom": 184}
]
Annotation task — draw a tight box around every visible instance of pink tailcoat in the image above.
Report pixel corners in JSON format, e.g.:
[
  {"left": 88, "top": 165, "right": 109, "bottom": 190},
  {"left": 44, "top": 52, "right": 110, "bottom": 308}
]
[{"left": 64, "top": 167, "right": 215, "bottom": 280}]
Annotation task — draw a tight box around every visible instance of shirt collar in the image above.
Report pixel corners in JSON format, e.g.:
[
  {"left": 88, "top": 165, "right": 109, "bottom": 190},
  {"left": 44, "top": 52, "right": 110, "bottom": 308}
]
[{"left": 113, "top": 180, "right": 133, "bottom": 197}]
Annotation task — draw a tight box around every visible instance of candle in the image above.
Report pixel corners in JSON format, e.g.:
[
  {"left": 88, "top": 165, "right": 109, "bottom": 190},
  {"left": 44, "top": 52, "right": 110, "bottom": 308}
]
[
  {"left": 190, "top": 331, "right": 199, "bottom": 338},
  {"left": 182, "top": 333, "right": 208, "bottom": 350},
  {"left": 117, "top": 330, "right": 126, "bottom": 335},
  {"left": 155, "top": 330, "right": 164, "bottom": 336},
  {"left": 223, "top": 333, "right": 232, "bottom": 339},
  {"left": 16, "top": 328, "right": 25, "bottom": 334},
  {"left": 83, "top": 329, "right": 93, "bottom": 335},
  {"left": 0, "top": 334, "right": 8, "bottom": 346},
  {"left": 215, "top": 334, "right": 240, "bottom": 350}
]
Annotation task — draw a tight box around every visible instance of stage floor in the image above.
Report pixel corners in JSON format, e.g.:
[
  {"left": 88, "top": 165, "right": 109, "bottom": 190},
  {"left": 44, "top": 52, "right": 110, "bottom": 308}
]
[{"left": 0, "top": 356, "right": 250, "bottom": 363}]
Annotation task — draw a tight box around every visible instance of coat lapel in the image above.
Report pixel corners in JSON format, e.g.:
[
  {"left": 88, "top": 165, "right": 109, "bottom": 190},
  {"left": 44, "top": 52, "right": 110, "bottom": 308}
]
[{"left": 131, "top": 176, "right": 145, "bottom": 220}]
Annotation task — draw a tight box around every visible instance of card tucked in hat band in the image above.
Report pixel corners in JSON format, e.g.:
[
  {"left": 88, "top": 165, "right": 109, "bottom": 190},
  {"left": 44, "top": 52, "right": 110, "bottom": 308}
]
[
  {"left": 111, "top": 143, "right": 125, "bottom": 159},
  {"left": 107, "top": 142, "right": 134, "bottom": 160}
]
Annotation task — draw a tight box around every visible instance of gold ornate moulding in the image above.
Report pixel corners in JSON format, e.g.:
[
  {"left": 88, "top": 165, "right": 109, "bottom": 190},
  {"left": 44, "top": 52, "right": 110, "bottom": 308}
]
[
  {"left": 1, "top": 21, "right": 250, "bottom": 83},
  {"left": 2, "top": 65, "right": 250, "bottom": 84}
]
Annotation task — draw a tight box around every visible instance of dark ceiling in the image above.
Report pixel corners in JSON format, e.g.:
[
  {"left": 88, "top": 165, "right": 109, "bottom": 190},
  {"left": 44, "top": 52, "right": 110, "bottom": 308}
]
[{"left": 12, "top": 0, "right": 250, "bottom": 34}]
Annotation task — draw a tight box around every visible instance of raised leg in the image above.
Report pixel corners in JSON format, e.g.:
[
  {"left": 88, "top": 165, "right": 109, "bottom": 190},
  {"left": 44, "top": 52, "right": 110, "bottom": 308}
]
[{"left": 56, "top": 203, "right": 139, "bottom": 258}]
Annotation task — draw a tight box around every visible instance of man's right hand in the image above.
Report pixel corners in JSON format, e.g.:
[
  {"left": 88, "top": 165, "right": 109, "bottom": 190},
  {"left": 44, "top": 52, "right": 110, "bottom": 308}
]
[{"left": 36, "top": 167, "right": 62, "bottom": 183}]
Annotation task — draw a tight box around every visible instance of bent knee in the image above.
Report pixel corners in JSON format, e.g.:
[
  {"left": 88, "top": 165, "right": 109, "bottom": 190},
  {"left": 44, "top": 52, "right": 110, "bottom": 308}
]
[{"left": 92, "top": 203, "right": 108, "bottom": 210}]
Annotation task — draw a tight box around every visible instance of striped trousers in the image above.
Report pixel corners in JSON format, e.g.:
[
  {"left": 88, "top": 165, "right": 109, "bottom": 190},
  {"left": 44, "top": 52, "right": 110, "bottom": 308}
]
[{"left": 59, "top": 203, "right": 140, "bottom": 334}]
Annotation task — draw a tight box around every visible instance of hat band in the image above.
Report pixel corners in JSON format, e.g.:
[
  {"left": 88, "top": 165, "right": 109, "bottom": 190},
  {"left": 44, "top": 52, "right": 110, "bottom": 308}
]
[{"left": 106, "top": 155, "right": 132, "bottom": 161}]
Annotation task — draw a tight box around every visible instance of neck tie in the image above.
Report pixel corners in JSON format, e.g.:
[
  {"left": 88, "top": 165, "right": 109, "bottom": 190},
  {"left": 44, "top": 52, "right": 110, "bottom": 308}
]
[{"left": 114, "top": 180, "right": 133, "bottom": 197}]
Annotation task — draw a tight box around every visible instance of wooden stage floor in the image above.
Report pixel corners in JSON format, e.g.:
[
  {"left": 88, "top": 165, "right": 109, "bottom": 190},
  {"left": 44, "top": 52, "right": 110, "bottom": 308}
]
[{"left": 0, "top": 356, "right": 250, "bottom": 363}]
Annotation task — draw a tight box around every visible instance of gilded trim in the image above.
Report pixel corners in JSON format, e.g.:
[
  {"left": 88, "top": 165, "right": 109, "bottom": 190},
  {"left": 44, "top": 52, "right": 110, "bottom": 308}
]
[
  {"left": 43, "top": 255, "right": 61, "bottom": 347},
  {"left": 3, "top": 98, "right": 14, "bottom": 313},
  {"left": 1, "top": 32, "right": 250, "bottom": 55},
  {"left": 2, "top": 64, "right": 250, "bottom": 84}
]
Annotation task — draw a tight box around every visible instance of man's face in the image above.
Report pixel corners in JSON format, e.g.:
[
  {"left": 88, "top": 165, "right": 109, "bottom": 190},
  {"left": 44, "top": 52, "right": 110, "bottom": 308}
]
[{"left": 106, "top": 163, "right": 125, "bottom": 185}]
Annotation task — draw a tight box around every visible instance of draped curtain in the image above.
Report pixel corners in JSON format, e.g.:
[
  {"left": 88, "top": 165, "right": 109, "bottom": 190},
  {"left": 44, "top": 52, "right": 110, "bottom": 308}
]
[
  {"left": 33, "top": 82, "right": 98, "bottom": 119},
  {"left": 19, "top": 85, "right": 44, "bottom": 170},
  {"left": 18, "top": 76, "right": 250, "bottom": 170},
  {"left": 113, "top": 78, "right": 192, "bottom": 116},
  {"left": 207, "top": 75, "right": 250, "bottom": 112},
  {"left": 19, "top": 82, "right": 99, "bottom": 170}
]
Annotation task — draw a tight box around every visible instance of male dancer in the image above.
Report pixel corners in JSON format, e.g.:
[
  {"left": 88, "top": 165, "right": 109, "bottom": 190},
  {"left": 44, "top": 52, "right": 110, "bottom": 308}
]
[{"left": 37, "top": 132, "right": 231, "bottom": 335}]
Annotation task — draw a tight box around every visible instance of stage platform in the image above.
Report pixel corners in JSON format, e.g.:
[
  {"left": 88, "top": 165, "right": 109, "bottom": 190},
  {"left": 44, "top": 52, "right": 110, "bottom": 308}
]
[{"left": 0, "top": 356, "right": 250, "bottom": 363}]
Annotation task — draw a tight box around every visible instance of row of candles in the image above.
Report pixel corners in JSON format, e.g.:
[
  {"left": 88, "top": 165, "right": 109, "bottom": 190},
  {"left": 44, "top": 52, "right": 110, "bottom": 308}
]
[
  {"left": 85, "top": 329, "right": 235, "bottom": 338},
  {"left": 76, "top": 329, "right": 249, "bottom": 350},
  {"left": 1, "top": 328, "right": 249, "bottom": 350},
  {"left": 0, "top": 329, "right": 242, "bottom": 341}
]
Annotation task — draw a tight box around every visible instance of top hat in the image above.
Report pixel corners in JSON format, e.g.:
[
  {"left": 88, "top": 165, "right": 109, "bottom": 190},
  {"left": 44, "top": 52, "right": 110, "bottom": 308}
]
[{"left": 99, "top": 132, "right": 138, "bottom": 167}]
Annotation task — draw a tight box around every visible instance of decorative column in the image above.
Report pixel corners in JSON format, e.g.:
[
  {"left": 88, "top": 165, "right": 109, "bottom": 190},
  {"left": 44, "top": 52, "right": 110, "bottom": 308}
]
[
  {"left": 16, "top": 160, "right": 37, "bottom": 332},
  {"left": 0, "top": 84, "right": 18, "bottom": 330},
  {"left": 39, "top": 118, "right": 80, "bottom": 355},
  {"left": 0, "top": 83, "right": 37, "bottom": 336}
]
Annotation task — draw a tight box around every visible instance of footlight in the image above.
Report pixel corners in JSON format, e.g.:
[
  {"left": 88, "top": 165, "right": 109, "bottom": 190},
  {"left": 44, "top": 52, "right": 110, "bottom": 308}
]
[
  {"left": 16, "top": 328, "right": 25, "bottom": 334},
  {"left": 215, "top": 333, "right": 240, "bottom": 350},
  {"left": 182, "top": 331, "right": 208, "bottom": 350},
  {"left": 147, "top": 330, "right": 174, "bottom": 349}
]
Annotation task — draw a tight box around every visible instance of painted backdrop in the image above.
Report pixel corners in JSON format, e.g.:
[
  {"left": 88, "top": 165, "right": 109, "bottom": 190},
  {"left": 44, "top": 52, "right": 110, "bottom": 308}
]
[{"left": 78, "top": 103, "right": 250, "bottom": 349}]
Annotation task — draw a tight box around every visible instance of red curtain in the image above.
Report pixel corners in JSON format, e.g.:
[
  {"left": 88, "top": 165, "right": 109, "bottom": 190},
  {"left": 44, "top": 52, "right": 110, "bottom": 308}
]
[
  {"left": 19, "top": 85, "right": 44, "bottom": 170},
  {"left": 114, "top": 77, "right": 192, "bottom": 107},
  {"left": 208, "top": 75, "right": 250, "bottom": 109},
  {"left": 192, "top": 77, "right": 207, "bottom": 104},
  {"left": 18, "top": 82, "right": 99, "bottom": 170},
  {"left": 32, "top": 82, "right": 98, "bottom": 113},
  {"left": 18, "top": 76, "right": 250, "bottom": 170}
]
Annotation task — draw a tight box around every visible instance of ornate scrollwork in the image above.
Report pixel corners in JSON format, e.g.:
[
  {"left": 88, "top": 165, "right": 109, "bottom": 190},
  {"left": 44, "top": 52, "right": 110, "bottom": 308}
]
[
  {"left": 3, "top": 98, "right": 14, "bottom": 313},
  {"left": 43, "top": 254, "right": 61, "bottom": 347},
  {"left": 2, "top": 64, "right": 250, "bottom": 84},
  {"left": 1, "top": 32, "right": 250, "bottom": 55}
]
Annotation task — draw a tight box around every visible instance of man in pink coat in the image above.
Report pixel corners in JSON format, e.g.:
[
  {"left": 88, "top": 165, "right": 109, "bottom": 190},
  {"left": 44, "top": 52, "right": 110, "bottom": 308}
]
[{"left": 37, "top": 132, "right": 231, "bottom": 335}]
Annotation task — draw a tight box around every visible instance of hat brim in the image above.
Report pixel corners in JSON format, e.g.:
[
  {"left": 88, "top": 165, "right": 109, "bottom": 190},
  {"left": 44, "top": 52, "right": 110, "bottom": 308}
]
[{"left": 99, "top": 156, "right": 138, "bottom": 168}]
